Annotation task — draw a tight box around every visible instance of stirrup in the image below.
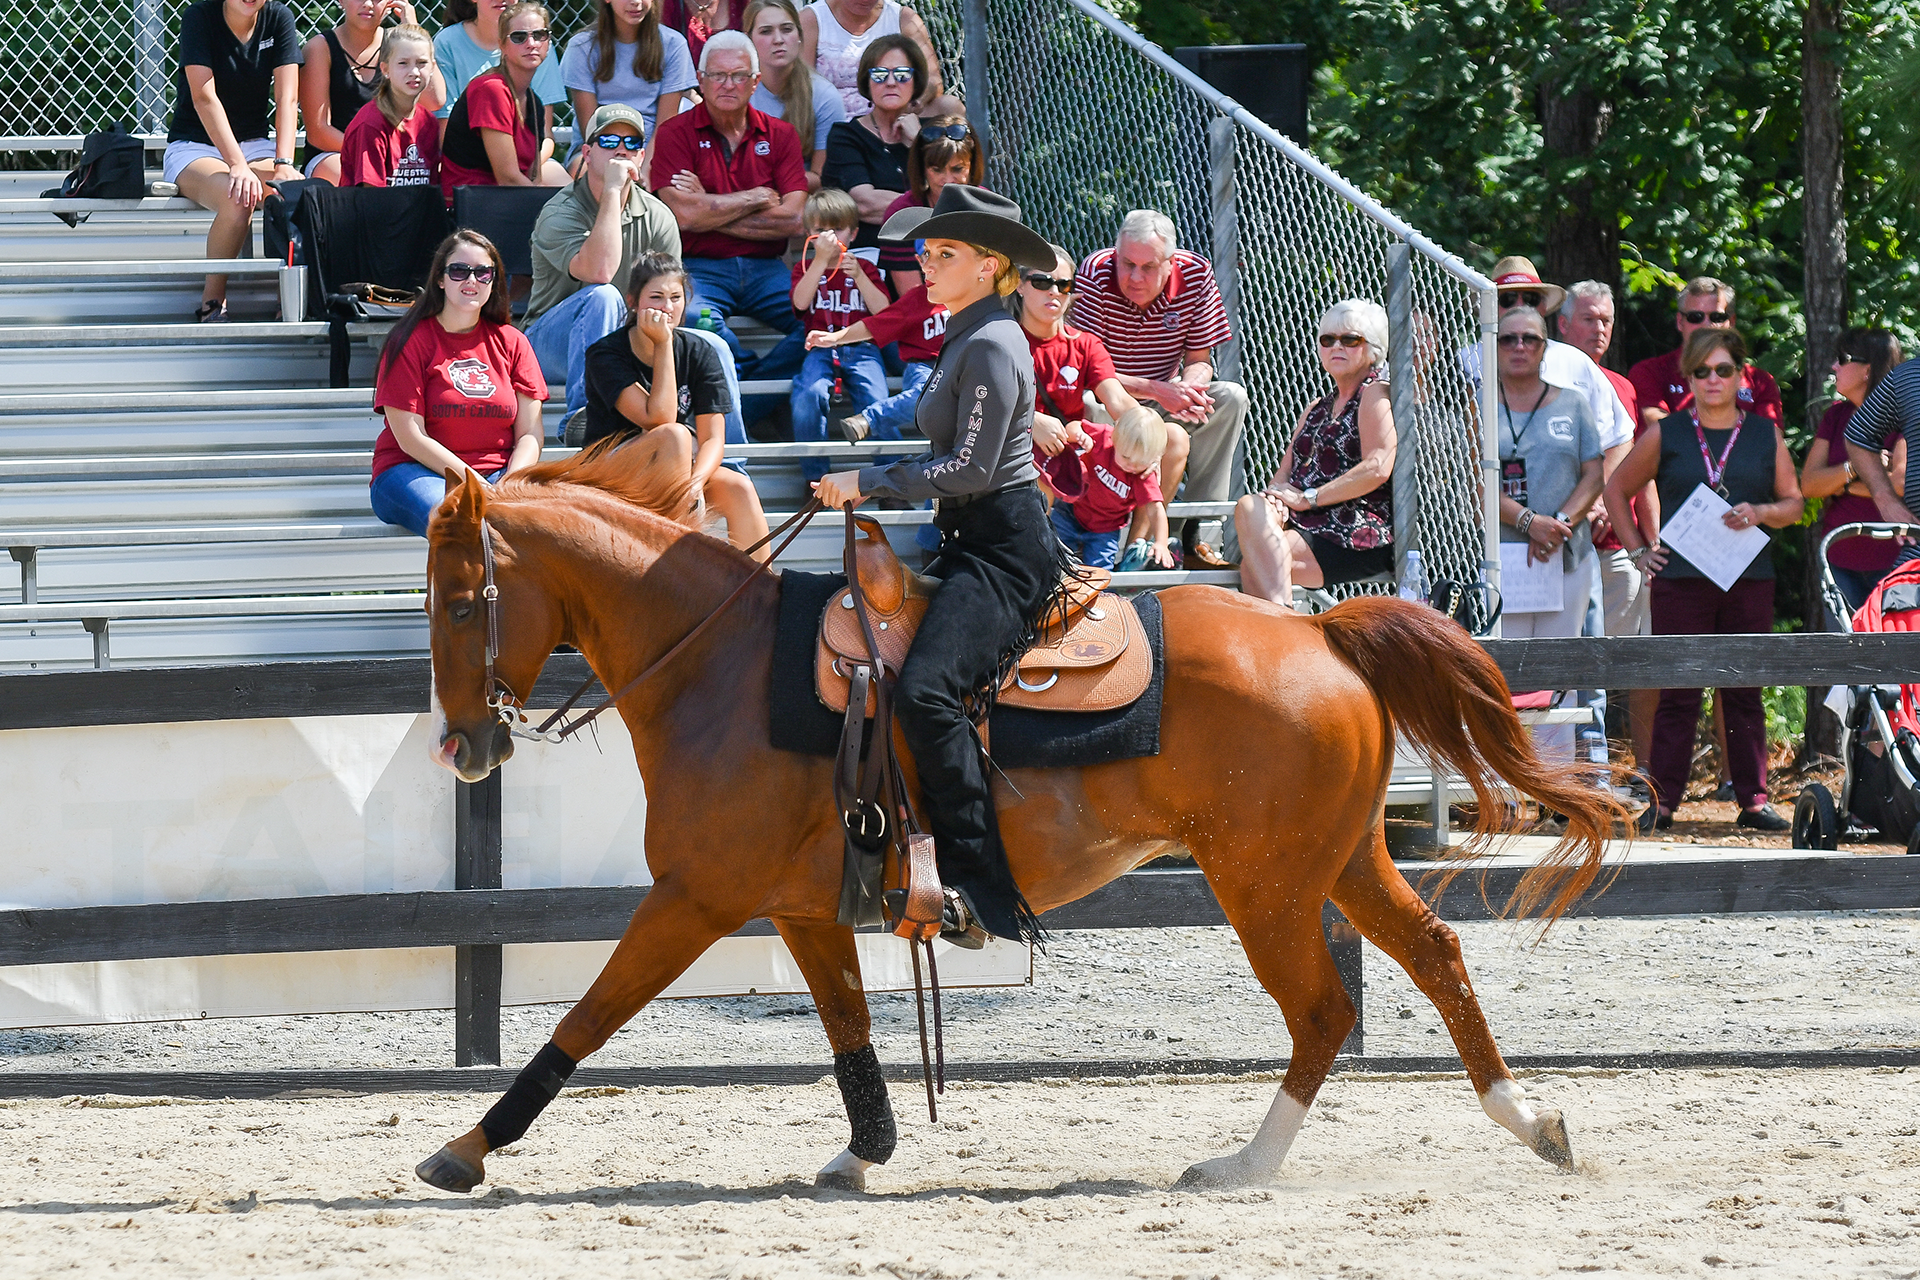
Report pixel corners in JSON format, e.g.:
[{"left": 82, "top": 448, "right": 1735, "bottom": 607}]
[{"left": 938, "top": 887, "right": 989, "bottom": 950}]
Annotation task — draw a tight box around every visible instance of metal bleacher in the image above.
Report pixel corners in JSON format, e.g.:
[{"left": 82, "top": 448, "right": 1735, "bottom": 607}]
[{"left": 0, "top": 171, "right": 1238, "bottom": 672}]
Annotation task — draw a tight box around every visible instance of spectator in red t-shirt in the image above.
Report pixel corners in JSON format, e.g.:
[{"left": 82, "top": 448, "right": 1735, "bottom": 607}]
[
  {"left": 876, "top": 113, "right": 982, "bottom": 291},
  {"left": 370, "top": 230, "right": 547, "bottom": 535},
  {"left": 1804, "top": 327, "right": 1907, "bottom": 613},
  {"left": 1628, "top": 276, "right": 1783, "bottom": 432},
  {"left": 1036, "top": 407, "right": 1171, "bottom": 570},
  {"left": 437, "top": 2, "right": 570, "bottom": 197},
  {"left": 1072, "top": 209, "right": 1245, "bottom": 564},
  {"left": 340, "top": 25, "right": 443, "bottom": 187},
  {"left": 787, "top": 188, "right": 890, "bottom": 480},
  {"left": 651, "top": 30, "right": 810, "bottom": 401}
]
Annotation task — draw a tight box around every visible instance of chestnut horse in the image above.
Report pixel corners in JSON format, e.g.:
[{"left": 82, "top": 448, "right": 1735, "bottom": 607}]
[{"left": 415, "top": 429, "right": 1623, "bottom": 1193}]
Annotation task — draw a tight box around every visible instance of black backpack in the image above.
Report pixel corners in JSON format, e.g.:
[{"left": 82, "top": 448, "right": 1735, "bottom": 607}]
[{"left": 43, "top": 126, "right": 147, "bottom": 225}]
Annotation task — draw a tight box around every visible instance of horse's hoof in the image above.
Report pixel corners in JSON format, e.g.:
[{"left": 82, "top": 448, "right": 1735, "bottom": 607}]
[
  {"left": 814, "top": 1167, "right": 867, "bottom": 1192},
  {"left": 415, "top": 1145, "right": 485, "bottom": 1193},
  {"left": 1174, "top": 1154, "right": 1262, "bottom": 1191},
  {"left": 1531, "top": 1108, "right": 1575, "bottom": 1170}
]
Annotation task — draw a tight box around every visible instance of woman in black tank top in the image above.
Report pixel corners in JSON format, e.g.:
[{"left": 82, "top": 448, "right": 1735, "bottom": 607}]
[
  {"left": 300, "top": 2, "right": 445, "bottom": 184},
  {"left": 1602, "top": 326, "right": 1803, "bottom": 835}
]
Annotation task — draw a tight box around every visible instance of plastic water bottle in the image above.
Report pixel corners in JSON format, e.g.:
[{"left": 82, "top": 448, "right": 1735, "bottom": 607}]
[
  {"left": 1399, "top": 549, "right": 1430, "bottom": 604},
  {"left": 691, "top": 306, "right": 718, "bottom": 333}
]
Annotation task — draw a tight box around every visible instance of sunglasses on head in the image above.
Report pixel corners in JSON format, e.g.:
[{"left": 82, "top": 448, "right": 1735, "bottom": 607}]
[
  {"left": 1318, "top": 332, "right": 1366, "bottom": 349},
  {"left": 1682, "top": 309, "right": 1732, "bottom": 324},
  {"left": 591, "top": 132, "right": 644, "bottom": 151},
  {"left": 1690, "top": 362, "right": 1738, "bottom": 380},
  {"left": 1025, "top": 273, "right": 1073, "bottom": 294},
  {"left": 445, "top": 262, "right": 496, "bottom": 283},
  {"left": 867, "top": 66, "right": 915, "bottom": 84},
  {"left": 1499, "top": 290, "right": 1544, "bottom": 309},
  {"left": 1496, "top": 331, "right": 1546, "bottom": 348},
  {"left": 920, "top": 124, "right": 970, "bottom": 142}
]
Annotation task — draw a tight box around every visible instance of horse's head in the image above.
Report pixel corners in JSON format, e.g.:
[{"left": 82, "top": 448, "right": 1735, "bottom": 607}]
[{"left": 426, "top": 469, "right": 563, "bottom": 781}]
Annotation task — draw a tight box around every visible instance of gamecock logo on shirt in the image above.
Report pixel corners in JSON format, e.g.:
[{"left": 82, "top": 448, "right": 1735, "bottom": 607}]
[{"left": 446, "top": 358, "right": 497, "bottom": 398}]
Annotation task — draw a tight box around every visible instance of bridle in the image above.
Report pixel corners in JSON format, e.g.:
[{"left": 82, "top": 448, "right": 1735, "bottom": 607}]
[{"left": 465, "top": 497, "right": 827, "bottom": 745}]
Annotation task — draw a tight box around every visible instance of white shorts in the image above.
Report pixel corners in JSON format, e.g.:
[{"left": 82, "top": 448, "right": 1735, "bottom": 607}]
[
  {"left": 303, "top": 151, "right": 338, "bottom": 179},
  {"left": 162, "top": 137, "right": 279, "bottom": 185}
]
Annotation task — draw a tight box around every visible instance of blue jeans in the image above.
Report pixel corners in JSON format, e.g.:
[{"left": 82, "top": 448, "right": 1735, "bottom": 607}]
[
  {"left": 792, "top": 343, "right": 888, "bottom": 482},
  {"left": 684, "top": 255, "right": 805, "bottom": 422},
  {"left": 524, "top": 283, "right": 625, "bottom": 424},
  {"left": 371, "top": 462, "right": 503, "bottom": 537},
  {"left": 1049, "top": 503, "right": 1123, "bottom": 568},
  {"left": 866, "top": 359, "right": 932, "bottom": 438}
]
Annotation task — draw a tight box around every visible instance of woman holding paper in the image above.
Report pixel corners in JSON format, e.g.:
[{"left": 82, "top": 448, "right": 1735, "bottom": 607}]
[
  {"left": 1491, "top": 305, "right": 1605, "bottom": 767},
  {"left": 1603, "top": 327, "right": 1803, "bottom": 834}
]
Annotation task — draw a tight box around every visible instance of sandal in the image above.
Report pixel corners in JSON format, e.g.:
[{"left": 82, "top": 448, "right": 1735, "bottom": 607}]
[
  {"left": 194, "top": 298, "right": 228, "bottom": 323},
  {"left": 1187, "top": 540, "right": 1231, "bottom": 568}
]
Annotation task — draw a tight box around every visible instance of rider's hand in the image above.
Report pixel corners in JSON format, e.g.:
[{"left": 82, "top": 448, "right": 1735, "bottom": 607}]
[{"left": 813, "top": 470, "right": 865, "bottom": 510}]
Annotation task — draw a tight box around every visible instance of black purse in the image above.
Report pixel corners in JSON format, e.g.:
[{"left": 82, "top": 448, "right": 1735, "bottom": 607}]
[
  {"left": 1429, "top": 578, "right": 1503, "bottom": 637},
  {"left": 42, "top": 125, "right": 147, "bottom": 225}
]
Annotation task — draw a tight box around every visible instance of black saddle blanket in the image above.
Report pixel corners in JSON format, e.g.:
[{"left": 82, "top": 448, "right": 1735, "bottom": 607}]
[{"left": 769, "top": 570, "right": 1164, "bottom": 769}]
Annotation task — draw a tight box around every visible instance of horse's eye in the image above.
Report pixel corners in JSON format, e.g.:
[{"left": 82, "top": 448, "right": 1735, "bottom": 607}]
[{"left": 450, "top": 602, "right": 473, "bottom": 621}]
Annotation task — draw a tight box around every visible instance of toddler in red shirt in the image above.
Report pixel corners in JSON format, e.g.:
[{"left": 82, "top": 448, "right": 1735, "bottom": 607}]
[
  {"left": 1038, "top": 406, "right": 1174, "bottom": 569},
  {"left": 790, "top": 188, "right": 891, "bottom": 482}
]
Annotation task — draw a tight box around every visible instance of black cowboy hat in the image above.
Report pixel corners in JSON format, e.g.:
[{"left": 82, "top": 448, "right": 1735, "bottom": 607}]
[{"left": 878, "top": 184, "right": 1055, "bottom": 270}]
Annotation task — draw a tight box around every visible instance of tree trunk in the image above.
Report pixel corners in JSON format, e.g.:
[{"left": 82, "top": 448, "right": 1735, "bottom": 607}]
[
  {"left": 1540, "top": 1, "right": 1619, "bottom": 361},
  {"left": 1803, "top": 0, "right": 1847, "bottom": 763}
]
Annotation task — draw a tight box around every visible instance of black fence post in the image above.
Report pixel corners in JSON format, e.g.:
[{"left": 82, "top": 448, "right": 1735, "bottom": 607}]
[
  {"left": 453, "top": 773, "right": 503, "bottom": 1066},
  {"left": 1323, "top": 902, "right": 1364, "bottom": 1056}
]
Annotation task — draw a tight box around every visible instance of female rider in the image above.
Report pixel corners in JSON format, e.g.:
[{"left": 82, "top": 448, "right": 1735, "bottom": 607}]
[{"left": 813, "top": 185, "right": 1061, "bottom": 945}]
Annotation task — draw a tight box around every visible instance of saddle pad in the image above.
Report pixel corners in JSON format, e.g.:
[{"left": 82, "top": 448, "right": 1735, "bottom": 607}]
[
  {"left": 770, "top": 571, "right": 1164, "bottom": 769},
  {"left": 817, "top": 587, "right": 1150, "bottom": 715}
]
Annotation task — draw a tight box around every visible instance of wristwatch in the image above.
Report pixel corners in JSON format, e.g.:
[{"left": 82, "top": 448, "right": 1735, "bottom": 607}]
[
  {"left": 1554, "top": 511, "right": 1571, "bottom": 525},
  {"left": 1304, "top": 487, "right": 1320, "bottom": 509}
]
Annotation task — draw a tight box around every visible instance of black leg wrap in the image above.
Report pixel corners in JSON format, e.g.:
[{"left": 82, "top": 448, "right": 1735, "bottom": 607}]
[
  {"left": 479, "top": 1041, "right": 578, "bottom": 1150},
  {"left": 834, "top": 1045, "right": 897, "bottom": 1164}
]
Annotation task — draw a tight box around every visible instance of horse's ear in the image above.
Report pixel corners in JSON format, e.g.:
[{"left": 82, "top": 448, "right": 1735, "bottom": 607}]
[{"left": 440, "top": 468, "right": 489, "bottom": 529}]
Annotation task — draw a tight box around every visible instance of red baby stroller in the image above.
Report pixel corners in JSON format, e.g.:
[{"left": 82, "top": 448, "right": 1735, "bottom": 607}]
[{"left": 1794, "top": 521, "right": 1920, "bottom": 851}]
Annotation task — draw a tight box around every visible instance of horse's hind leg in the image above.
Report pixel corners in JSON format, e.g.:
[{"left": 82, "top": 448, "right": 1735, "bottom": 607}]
[
  {"left": 774, "top": 919, "right": 897, "bottom": 1191},
  {"left": 415, "top": 880, "right": 744, "bottom": 1192},
  {"left": 1330, "top": 833, "right": 1575, "bottom": 1169},
  {"left": 1176, "top": 893, "right": 1356, "bottom": 1190}
]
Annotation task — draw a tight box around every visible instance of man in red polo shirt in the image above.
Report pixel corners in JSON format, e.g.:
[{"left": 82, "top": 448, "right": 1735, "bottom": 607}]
[
  {"left": 1627, "top": 276, "right": 1783, "bottom": 431},
  {"left": 651, "top": 31, "right": 808, "bottom": 389},
  {"left": 1072, "top": 208, "right": 1245, "bottom": 563}
]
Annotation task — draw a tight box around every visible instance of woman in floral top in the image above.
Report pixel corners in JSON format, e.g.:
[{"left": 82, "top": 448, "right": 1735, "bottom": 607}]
[{"left": 1234, "top": 298, "right": 1396, "bottom": 608}]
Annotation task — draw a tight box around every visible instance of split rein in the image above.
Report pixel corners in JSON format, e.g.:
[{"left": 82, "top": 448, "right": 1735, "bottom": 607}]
[{"left": 477, "top": 497, "right": 828, "bottom": 744}]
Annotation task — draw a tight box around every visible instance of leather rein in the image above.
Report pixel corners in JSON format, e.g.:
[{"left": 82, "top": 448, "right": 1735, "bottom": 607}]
[{"left": 475, "top": 497, "right": 827, "bottom": 744}]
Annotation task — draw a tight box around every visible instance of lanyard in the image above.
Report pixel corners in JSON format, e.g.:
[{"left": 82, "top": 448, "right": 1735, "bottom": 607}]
[
  {"left": 1690, "top": 409, "right": 1742, "bottom": 499},
  {"left": 1501, "top": 380, "right": 1550, "bottom": 453}
]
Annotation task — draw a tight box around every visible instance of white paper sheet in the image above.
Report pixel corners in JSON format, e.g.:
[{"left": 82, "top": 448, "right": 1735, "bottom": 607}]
[
  {"left": 1659, "top": 483, "right": 1770, "bottom": 591},
  {"left": 1500, "top": 541, "right": 1564, "bottom": 614}
]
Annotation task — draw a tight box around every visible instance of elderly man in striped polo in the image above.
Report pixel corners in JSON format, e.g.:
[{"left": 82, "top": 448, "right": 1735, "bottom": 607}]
[{"left": 1073, "top": 209, "right": 1248, "bottom": 565}]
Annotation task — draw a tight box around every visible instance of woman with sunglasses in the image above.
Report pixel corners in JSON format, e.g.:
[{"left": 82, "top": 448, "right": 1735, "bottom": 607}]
[
  {"left": 876, "top": 112, "right": 980, "bottom": 291},
  {"left": 813, "top": 185, "right": 1066, "bottom": 949},
  {"left": 1232, "top": 299, "right": 1396, "bottom": 610},
  {"left": 801, "top": 0, "right": 949, "bottom": 117},
  {"left": 434, "top": 0, "right": 566, "bottom": 131},
  {"left": 820, "top": 34, "right": 921, "bottom": 249},
  {"left": 340, "top": 24, "right": 442, "bottom": 186},
  {"left": 440, "top": 1, "right": 571, "bottom": 195},
  {"left": 562, "top": 0, "right": 696, "bottom": 162},
  {"left": 1605, "top": 327, "right": 1803, "bottom": 833},
  {"left": 1488, "top": 305, "right": 1605, "bottom": 768},
  {"left": 370, "top": 230, "right": 547, "bottom": 536},
  {"left": 1802, "top": 328, "right": 1907, "bottom": 614},
  {"left": 745, "top": 0, "right": 845, "bottom": 190}
]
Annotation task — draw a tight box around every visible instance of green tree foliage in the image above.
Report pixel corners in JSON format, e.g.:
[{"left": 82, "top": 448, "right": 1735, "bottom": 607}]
[{"left": 1126, "top": 0, "right": 1920, "bottom": 435}]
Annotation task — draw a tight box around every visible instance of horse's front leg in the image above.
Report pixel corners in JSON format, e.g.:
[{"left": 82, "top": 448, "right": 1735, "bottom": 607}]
[
  {"left": 415, "top": 877, "right": 747, "bottom": 1192},
  {"left": 775, "top": 918, "right": 897, "bottom": 1191}
]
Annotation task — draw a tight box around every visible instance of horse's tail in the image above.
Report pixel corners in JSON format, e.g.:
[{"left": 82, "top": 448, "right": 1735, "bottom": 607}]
[{"left": 1312, "top": 594, "right": 1629, "bottom": 927}]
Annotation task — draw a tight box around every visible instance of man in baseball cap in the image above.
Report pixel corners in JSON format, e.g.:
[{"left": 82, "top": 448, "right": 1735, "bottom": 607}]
[{"left": 524, "top": 103, "right": 694, "bottom": 435}]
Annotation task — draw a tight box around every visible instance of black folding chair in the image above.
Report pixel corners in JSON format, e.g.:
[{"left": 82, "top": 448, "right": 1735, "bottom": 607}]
[
  {"left": 287, "top": 184, "right": 454, "bottom": 384},
  {"left": 453, "top": 185, "right": 565, "bottom": 312}
]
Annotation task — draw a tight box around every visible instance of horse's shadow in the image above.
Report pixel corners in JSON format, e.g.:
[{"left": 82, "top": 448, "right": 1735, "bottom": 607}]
[{"left": 291, "top": 1174, "right": 1164, "bottom": 1213}]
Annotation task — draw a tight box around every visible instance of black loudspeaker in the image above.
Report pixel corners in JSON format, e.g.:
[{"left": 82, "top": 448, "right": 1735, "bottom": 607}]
[{"left": 1173, "top": 44, "right": 1310, "bottom": 142}]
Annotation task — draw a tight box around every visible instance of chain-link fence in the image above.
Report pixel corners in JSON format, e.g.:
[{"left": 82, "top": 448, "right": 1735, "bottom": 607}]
[{"left": 970, "top": 0, "right": 1497, "bottom": 602}]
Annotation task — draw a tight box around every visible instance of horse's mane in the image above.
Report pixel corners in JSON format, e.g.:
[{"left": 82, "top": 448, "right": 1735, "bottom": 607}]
[{"left": 500, "top": 435, "right": 700, "bottom": 523}]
